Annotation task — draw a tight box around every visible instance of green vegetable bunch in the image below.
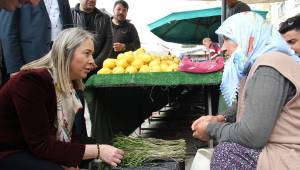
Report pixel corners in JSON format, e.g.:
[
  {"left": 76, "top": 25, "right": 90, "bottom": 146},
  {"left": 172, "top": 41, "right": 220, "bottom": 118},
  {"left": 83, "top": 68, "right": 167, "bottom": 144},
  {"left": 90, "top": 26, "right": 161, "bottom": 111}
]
[{"left": 112, "top": 135, "right": 186, "bottom": 168}]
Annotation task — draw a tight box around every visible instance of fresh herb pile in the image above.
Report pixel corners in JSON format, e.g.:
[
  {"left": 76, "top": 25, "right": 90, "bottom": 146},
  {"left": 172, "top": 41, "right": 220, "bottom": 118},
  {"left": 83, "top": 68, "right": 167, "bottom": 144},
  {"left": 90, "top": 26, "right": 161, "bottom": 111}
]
[{"left": 112, "top": 135, "right": 186, "bottom": 168}]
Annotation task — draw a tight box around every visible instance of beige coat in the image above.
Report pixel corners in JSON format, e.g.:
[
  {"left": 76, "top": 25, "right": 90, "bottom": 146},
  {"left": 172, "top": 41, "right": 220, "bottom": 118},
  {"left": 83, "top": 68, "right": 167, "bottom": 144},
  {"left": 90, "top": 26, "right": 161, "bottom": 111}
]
[{"left": 237, "top": 52, "right": 300, "bottom": 170}]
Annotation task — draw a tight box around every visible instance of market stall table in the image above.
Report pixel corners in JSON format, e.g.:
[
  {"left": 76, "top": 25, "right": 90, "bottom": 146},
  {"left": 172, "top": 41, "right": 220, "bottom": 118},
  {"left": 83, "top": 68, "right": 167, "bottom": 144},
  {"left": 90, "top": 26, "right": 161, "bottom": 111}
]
[{"left": 84, "top": 71, "right": 222, "bottom": 144}]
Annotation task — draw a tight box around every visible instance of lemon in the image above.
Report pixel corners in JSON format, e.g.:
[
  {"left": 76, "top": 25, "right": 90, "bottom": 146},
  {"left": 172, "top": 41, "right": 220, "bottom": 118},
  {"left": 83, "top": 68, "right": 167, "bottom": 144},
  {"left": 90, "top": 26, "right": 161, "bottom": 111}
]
[
  {"left": 149, "top": 60, "right": 160, "bottom": 68},
  {"left": 165, "top": 66, "right": 172, "bottom": 72},
  {"left": 125, "top": 66, "right": 137, "bottom": 73},
  {"left": 134, "top": 48, "right": 145, "bottom": 55},
  {"left": 117, "top": 53, "right": 126, "bottom": 60},
  {"left": 103, "top": 58, "right": 116, "bottom": 69},
  {"left": 151, "top": 55, "right": 157, "bottom": 61},
  {"left": 123, "top": 51, "right": 134, "bottom": 64},
  {"left": 97, "top": 67, "right": 112, "bottom": 74},
  {"left": 112, "top": 66, "right": 125, "bottom": 74},
  {"left": 131, "top": 59, "right": 144, "bottom": 69},
  {"left": 140, "top": 54, "right": 152, "bottom": 64},
  {"left": 139, "top": 65, "right": 150, "bottom": 73},
  {"left": 160, "top": 63, "right": 169, "bottom": 72},
  {"left": 170, "top": 63, "right": 179, "bottom": 71},
  {"left": 116, "top": 59, "right": 129, "bottom": 68},
  {"left": 150, "top": 65, "right": 161, "bottom": 72},
  {"left": 166, "top": 60, "right": 175, "bottom": 65},
  {"left": 160, "top": 56, "right": 168, "bottom": 61},
  {"left": 173, "top": 57, "right": 180, "bottom": 64}
]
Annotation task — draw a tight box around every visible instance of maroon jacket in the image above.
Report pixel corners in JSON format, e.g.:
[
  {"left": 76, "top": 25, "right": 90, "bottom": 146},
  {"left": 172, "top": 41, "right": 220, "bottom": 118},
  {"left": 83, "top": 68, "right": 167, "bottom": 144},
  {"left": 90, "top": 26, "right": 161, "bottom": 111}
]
[{"left": 0, "top": 68, "right": 85, "bottom": 167}]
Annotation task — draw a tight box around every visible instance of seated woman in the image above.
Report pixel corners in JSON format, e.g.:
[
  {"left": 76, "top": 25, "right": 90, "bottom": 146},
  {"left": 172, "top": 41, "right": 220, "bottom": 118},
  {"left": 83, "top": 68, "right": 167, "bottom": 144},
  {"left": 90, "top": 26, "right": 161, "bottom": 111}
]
[
  {"left": 192, "top": 12, "right": 300, "bottom": 170},
  {"left": 202, "top": 37, "right": 220, "bottom": 60},
  {"left": 0, "top": 28, "right": 124, "bottom": 170}
]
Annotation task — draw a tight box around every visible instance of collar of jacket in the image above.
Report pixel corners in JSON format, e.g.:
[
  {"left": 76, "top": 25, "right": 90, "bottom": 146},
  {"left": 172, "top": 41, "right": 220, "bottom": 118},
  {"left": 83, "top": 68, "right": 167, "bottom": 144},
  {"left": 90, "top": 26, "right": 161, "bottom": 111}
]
[{"left": 111, "top": 18, "right": 131, "bottom": 28}]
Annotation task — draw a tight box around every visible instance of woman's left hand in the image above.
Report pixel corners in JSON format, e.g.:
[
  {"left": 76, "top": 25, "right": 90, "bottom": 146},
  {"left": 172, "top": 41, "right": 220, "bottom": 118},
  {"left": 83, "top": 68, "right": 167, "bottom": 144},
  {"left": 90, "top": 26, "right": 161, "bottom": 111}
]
[
  {"left": 191, "top": 115, "right": 224, "bottom": 141},
  {"left": 191, "top": 115, "right": 224, "bottom": 131},
  {"left": 99, "top": 144, "right": 124, "bottom": 167},
  {"left": 192, "top": 118, "right": 210, "bottom": 141}
]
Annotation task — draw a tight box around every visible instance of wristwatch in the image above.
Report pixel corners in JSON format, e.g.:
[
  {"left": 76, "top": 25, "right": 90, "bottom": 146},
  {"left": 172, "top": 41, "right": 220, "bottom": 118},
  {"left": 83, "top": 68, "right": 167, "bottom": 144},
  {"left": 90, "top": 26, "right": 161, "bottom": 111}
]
[{"left": 222, "top": 115, "right": 228, "bottom": 122}]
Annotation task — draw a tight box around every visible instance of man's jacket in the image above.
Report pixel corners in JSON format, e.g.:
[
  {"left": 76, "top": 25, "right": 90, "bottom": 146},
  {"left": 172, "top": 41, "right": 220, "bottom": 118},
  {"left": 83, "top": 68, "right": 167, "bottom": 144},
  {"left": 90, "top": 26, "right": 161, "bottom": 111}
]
[
  {"left": 111, "top": 20, "right": 141, "bottom": 58},
  {"left": 71, "top": 4, "right": 113, "bottom": 68}
]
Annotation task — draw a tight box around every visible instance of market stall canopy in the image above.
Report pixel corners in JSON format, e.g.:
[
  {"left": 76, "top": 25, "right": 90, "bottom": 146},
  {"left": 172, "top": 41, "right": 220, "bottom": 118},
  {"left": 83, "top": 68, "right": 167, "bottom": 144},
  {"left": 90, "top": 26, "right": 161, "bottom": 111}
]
[
  {"left": 241, "top": 0, "right": 285, "bottom": 3},
  {"left": 186, "top": 0, "right": 285, "bottom": 3},
  {"left": 148, "top": 7, "right": 268, "bottom": 44}
]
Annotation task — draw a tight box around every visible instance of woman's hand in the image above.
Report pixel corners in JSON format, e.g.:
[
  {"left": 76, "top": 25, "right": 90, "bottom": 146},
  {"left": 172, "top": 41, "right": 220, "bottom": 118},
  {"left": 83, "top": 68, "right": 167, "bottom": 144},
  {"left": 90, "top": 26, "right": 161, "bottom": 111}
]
[
  {"left": 191, "top": 115, "right": 224, "bottom": 131},
  {"left": 63, "top": 166, "right": 79, "bottom": 170},
  {"left": 99, "top": 144, "right": 124, "bottom": 167},
  {"left": 192, "top": 119, "right": 210, "bottom": 141},
  {"left": 191, "top": 115, "right": 225, "bottom": 141}
]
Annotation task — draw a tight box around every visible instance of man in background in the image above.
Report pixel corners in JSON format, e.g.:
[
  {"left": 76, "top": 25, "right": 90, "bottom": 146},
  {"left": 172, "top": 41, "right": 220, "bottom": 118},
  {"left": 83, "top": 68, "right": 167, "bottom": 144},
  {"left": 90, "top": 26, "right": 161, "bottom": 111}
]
[
  {"left": 0, "top": 0, "right": 73, "bottom": 76},
  {"left": 279, "top": 14, "right": 300, "bottom": 56},
  {"left": 111, "top": 0, "right": 140, "bottom": 57},
  {"left": 71, "top": 0, "right": 113, "bottom": 140},
  {"left": 72, "top": 0, "right": 113, "bottom": 69},
  {"left": 226, "top": 0, "right": 250, "bottom": 18}
]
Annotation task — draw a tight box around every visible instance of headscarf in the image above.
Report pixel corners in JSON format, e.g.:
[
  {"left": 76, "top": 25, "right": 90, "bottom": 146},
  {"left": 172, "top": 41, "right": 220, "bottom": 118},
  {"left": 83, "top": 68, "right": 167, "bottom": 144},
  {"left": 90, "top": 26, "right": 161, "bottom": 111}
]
[{"left": 215, "top": 12, "right": 300, "bottom": 106}]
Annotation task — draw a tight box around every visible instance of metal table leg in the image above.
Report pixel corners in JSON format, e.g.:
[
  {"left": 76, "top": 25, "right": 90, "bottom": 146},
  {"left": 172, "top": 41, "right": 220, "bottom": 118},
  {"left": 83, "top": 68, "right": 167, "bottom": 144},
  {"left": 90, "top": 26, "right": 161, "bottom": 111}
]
[{"left": 207, "top": 89, "right": 213, "bottom": 148}]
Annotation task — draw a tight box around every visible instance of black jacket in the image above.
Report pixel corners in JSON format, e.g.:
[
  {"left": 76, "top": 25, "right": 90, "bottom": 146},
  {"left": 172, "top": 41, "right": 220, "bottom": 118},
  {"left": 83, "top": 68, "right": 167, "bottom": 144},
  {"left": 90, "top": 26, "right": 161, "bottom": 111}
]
[
  {"left": 71, "top": 4, "right": 113, "bottom": 67},
  {"left": 111, "top": 20, "right": 141, "bottom": 58}
]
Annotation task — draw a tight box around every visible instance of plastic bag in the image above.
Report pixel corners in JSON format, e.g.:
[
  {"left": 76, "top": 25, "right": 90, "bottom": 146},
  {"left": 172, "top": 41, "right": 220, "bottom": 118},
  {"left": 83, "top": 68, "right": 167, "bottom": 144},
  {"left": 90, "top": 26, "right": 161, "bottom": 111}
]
[{"left": 179, "top": 56, "right": 224, "bottom": 73}]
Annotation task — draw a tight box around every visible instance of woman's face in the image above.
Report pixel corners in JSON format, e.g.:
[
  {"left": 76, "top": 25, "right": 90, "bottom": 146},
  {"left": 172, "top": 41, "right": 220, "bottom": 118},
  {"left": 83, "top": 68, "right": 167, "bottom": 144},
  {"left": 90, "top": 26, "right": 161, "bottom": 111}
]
[
  {"left": 69, "top": 38, "right": 95, "bottom": 80},
  {"left": 221, "top": 37, "right": 238, "bottom": 57}
]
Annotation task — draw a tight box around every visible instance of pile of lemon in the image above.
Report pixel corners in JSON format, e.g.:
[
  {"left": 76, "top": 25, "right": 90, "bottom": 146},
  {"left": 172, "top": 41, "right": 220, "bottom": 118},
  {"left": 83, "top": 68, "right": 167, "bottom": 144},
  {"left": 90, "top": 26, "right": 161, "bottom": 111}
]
[{"left": 97, "top": 48, "right": 180, "bottom": 74}]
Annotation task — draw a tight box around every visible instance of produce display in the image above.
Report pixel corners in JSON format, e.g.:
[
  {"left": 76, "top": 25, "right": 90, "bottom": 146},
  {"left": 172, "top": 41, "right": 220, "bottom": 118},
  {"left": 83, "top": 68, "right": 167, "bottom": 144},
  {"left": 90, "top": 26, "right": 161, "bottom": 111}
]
[
  {"left": 112, "top": 135, "right": 186, "bottom": 168},
  {"left": 97, "top": 48, "right": 180, "bottom": 74}
]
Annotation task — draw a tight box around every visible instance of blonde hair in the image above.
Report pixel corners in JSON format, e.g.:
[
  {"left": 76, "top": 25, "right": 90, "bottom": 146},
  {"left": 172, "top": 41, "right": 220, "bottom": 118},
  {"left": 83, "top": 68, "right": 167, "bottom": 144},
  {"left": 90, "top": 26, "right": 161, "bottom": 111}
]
[{"left": 22, "top": 28, "right": 94, "bottom": 94}]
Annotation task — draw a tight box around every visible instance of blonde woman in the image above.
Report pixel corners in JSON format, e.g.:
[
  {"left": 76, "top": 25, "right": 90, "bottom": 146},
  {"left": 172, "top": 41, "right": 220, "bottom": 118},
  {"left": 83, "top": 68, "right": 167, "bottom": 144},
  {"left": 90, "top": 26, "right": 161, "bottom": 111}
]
[{"left": 0, "top": 28, "right": 123, "bottom": 170}]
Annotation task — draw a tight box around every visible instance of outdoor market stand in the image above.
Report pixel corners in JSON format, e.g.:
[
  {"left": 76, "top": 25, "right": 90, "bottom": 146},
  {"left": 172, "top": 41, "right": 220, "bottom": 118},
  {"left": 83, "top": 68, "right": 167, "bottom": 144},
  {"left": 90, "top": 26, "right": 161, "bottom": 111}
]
[{"left": 84, "top": 71, "right": 222, "bottom": 144}]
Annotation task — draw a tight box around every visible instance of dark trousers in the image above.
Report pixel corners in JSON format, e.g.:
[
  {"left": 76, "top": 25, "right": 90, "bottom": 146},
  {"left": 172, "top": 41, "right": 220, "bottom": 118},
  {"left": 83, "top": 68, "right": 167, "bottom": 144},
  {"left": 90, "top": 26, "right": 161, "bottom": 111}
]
[{"left": 0, "top": 152, "right": 64, "bottom": 170}]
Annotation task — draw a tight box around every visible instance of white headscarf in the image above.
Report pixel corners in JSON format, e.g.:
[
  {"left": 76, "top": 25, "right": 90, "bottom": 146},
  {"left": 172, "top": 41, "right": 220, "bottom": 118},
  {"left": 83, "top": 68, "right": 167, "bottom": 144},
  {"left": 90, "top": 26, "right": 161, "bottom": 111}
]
[{"left": 215, "top": 12, "right": 300, "bottom": 106}]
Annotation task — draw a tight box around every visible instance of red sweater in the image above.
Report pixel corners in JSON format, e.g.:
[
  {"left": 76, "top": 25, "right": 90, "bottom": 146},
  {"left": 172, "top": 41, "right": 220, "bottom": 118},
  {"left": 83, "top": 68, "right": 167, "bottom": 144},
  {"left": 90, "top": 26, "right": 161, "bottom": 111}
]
[{"left": 0, "top": 69, "right": 85, "bottom": 167}]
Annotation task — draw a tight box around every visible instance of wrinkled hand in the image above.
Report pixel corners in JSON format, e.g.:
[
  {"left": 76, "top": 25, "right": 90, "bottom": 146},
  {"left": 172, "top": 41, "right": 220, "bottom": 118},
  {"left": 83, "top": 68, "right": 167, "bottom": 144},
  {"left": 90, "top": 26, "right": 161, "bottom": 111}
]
[
  {"left": 191, "top": 115, "right": 224, "bottom": 131},
  {"left": 191, "top": 115, "right": 224, "bottom": 141},
  {"left": 192, "top": 119, "right": 210, "bottom": 141},
  {"left": 113, "top": 43, "right": 125, "bottom": 52},
  {"left": 100, "top": 144, "right": 124, "bottom": 167}
]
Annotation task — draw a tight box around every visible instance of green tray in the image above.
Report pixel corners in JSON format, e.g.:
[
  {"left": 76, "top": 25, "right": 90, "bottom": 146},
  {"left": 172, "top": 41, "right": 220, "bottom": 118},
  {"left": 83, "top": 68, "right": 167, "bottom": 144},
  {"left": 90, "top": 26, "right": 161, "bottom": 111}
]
[{"left": 85, "top": 71, "right": 222, "bottom": 87}]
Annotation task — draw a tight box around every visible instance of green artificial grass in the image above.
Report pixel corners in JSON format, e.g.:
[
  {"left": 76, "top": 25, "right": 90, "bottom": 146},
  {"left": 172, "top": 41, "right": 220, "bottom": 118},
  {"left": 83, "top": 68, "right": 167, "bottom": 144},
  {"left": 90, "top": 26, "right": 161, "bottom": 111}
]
[{"left": 85, "top": 71, "right": 222, "bottom": 87}]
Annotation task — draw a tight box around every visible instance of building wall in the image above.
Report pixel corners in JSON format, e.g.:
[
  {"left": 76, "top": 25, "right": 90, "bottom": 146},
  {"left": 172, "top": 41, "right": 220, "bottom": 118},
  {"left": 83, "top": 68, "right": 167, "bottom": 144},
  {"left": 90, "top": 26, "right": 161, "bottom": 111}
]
[{"left": 270, "top": 0, "right": 300, "bottom": 28}]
